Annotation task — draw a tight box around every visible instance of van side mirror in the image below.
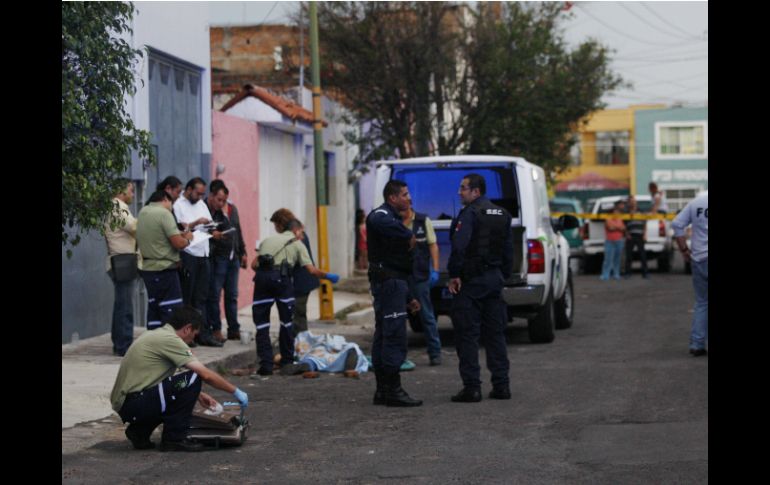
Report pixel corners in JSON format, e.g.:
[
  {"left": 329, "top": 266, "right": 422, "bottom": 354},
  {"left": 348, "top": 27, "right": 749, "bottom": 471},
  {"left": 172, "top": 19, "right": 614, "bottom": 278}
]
[{"left": 555, "top": 214, "right": 579, "bottom": 232}]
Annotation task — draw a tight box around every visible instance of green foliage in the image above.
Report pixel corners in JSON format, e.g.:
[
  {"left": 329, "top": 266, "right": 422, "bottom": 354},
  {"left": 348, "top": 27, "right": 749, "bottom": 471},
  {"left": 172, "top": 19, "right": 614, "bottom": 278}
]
[
  {"left": 316, "top": 2, "right": 465, "bottom": 172},
  {"left": 464, "top": 3, "right": 626, "bottom": 180},
  {"left": 314, "top": 1, "right": 625, "bottom": 182},
  {"left": 62, "top": 1, "right": 154, "bottom": 254}
]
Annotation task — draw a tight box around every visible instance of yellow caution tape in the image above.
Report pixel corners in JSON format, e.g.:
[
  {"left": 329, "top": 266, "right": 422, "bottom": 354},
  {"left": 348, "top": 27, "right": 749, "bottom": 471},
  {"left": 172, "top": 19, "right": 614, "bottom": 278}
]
[{"left": 551, "top": 212, "right": 677, "bottom": 221}]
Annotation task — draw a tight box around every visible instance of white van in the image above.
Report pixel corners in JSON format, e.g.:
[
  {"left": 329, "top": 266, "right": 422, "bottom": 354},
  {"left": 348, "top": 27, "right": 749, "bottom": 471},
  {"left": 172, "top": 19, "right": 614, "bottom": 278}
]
[{"left": 373, "top": 155, "right": 578, "bottom": 343}]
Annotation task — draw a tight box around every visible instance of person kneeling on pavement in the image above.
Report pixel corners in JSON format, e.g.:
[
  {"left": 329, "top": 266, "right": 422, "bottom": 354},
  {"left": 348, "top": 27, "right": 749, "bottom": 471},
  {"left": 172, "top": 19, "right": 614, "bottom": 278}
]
[{"left": 110, "top": 305, "right": 249, "bottom": 452}]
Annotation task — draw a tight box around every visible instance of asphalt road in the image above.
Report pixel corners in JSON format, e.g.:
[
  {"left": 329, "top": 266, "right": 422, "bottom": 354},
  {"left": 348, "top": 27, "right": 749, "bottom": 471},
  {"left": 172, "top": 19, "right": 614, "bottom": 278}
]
[{"left": 63, "top": 257, "right": 707, "bottom": 484}]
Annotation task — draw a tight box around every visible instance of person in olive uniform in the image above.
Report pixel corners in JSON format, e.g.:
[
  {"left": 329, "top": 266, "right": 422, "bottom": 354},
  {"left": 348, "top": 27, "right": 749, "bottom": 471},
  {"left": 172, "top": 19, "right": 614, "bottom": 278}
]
[
  {"left": 448, "top": 173, "right": 514, "bottom": 403},
  {"left": 110, "top": 305, "right": 249, "bottom": 452},
  {"left": 250, "top": 209, "right": 339, "bottom": 376},
  {"left": 367, "top": 180, "right": 422, "bottom": 407}
]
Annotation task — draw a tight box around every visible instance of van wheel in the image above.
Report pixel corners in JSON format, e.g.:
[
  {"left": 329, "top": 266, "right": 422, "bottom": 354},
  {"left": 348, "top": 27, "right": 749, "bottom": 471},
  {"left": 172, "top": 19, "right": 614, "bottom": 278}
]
[
  {"left": 555, "top": 270, "right": 574, "bottom": 330},
  {"left": 407, "top": 312, "right": 424, "bottom": 333},
  {"left": 528, "top": 289, "right": 555, "bottom": 343}
]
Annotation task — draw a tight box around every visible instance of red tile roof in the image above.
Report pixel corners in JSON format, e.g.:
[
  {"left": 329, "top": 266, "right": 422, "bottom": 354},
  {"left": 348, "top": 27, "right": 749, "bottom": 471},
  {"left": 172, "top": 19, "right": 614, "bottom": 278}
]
[{"left": 219, "top": 84, "right": 326, "bottom": 126}]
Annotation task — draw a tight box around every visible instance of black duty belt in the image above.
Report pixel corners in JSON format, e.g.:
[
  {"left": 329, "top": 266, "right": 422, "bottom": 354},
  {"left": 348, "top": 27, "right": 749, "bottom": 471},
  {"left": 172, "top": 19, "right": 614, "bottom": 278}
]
[{"left": 368, "top": 265, "right": 410, "bottom": 283}]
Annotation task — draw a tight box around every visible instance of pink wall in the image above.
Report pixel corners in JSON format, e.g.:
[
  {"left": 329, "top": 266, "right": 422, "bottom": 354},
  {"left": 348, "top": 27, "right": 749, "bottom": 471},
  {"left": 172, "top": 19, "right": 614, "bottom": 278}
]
[{"left": 211, "top": 111, "right": 260, "bottom": 314}]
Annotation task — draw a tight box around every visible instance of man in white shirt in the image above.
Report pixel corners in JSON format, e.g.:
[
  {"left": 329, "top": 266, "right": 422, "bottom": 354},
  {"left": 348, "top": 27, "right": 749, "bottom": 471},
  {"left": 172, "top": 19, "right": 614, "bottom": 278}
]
[
  {"left": 173, "top": 177, "right": 223, "bottom": 347},
  {"left": 649, "top": 182, "right": 669, "bottom": 214},
  {"left": 105, "top": 179, "right": 140, "bottom": 356},
  {"left": 672, "top": 191, "right": 708, "bottom": 356}
]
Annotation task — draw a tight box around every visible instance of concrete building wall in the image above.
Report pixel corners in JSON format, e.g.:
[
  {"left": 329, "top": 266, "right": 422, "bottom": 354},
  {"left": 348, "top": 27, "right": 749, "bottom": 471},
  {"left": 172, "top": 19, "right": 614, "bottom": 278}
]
[
  {"left": 211, "top": 111, "right": 261, "bottom": 312},
  {"left": 210, "top": 25, "right": 302, "bottom": 91},
  {"left": 555, "top": 105, "right": 667, "bottom": 194},
  {"left": 131, "top": 2, "right": 212, "bottom": 155},
  {"left": 634, "top": 107, "right": 708, "bottom": 209}
]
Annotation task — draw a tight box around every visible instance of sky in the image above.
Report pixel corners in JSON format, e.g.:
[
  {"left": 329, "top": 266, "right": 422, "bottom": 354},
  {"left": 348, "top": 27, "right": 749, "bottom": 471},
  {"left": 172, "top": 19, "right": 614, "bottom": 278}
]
[{"left": 207, "top": 1, "right": 708, "bottom": 109}]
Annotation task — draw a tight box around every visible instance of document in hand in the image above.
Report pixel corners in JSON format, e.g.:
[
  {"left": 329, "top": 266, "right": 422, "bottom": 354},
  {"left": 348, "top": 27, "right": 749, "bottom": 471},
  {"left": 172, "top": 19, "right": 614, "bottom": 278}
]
[{"left": 188, "top": 231, "right": 212, "bottom": 249}]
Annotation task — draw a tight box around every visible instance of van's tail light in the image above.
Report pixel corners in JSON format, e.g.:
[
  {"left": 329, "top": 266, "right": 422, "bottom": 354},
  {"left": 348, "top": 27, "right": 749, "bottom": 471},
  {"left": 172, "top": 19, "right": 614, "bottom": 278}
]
[
  {"left": 658, "top": 220, "right": 666, "bottom": 237},
  {"left": 581, "top": 222, "right": 589, "bottom": 240},
  {"left": 527, "top": 239, "right": 545, "bottom": 273}
]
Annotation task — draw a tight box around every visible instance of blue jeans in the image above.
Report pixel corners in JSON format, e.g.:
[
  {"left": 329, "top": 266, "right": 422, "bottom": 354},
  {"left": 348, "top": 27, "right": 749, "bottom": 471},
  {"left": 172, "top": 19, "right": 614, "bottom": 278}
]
[
  {"left": 601, "top": 240, "right": 624, "bottom": 280},
  {"left": 110, "top": 271, "right": 135, "bottom": 355},
  {"left": 690, "top": 259, "right": 708, "bottom": 350},
  {"left": 207, "top": 256, "right": 241, "bottom": 333},
  {"left": 409, "top": 277, "right": 442, "bottom": 359}
]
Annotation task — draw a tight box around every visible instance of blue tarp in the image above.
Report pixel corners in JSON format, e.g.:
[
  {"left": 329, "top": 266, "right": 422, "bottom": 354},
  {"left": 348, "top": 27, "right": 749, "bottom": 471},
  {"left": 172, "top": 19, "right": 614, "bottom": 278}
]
[{"left": 294, "top": 331, "right": 369, "bottom": 374}]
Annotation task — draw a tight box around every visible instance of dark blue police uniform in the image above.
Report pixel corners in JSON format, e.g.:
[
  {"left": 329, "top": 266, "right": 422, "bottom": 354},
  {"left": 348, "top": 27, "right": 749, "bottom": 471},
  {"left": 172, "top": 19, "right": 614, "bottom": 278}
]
[
  {"left": 367, "top": 202, "right": 422, "bottom": 407},
  {"left": 449, "top": 196, "right": 514, "bottom": 397}
]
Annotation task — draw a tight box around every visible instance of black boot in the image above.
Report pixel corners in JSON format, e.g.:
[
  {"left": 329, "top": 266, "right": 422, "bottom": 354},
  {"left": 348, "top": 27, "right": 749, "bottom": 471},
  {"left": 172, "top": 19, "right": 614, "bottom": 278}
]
[
  {"left": 384, "top": 372, "right": 422, "bottom": 407},
  {"left": 195, "top": 328, "right": 223, "bottom": 347},
  {"left": 373, "top": 369, "right": 386, "bottom": 405}
]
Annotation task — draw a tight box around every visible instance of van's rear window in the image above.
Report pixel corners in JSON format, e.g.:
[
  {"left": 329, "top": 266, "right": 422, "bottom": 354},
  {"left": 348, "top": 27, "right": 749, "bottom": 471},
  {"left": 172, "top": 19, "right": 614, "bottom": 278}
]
[{"left": 391, "top": 165, "right": 518, "bottom": 220}]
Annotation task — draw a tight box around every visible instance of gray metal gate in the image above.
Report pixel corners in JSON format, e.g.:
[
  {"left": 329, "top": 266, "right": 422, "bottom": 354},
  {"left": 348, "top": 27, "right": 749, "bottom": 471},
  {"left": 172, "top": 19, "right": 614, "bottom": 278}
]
[{"left": 147, "top": 49, "right": 204, "bottom": 191}]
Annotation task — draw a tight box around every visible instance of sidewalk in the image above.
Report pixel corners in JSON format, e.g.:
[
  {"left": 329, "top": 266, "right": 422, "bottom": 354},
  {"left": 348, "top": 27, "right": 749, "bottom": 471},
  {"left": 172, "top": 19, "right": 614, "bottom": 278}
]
[{"left": 62, "top": 287, "right": 373, "bottom": 432}]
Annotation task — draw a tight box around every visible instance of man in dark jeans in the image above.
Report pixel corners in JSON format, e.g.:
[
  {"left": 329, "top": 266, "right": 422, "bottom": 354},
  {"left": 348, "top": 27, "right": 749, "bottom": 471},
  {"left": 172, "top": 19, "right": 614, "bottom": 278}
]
[
  {"left": 173, "top": 177, "right": 224, "bottom": 347},
  {"left": 624, "top": 195, "right": 649, "bottom": 279},
  {"left": 205, "top": 180, "right": 248, "bottom": 343}
]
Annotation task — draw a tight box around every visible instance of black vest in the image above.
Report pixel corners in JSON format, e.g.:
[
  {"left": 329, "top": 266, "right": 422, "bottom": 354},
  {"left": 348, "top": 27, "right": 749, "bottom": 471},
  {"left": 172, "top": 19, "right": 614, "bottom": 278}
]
[
  {"left": 411, "top": 212, "right": 431, "bottom": 281},
  {"left": 366, "top": 207, "right": 413, "bottom": 276},
  {"left": 461, "top": 198, "right": 511, "bottom": 280}
]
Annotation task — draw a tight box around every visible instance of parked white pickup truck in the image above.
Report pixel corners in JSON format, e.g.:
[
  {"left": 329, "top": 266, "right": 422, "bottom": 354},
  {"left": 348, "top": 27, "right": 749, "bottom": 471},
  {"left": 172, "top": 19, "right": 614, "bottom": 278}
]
[
  {"left": 374, "top": 155, "right": 579, "bottom": 344},
  {"left": 582, "top": 195, "right": 674, "bottom": 273}
]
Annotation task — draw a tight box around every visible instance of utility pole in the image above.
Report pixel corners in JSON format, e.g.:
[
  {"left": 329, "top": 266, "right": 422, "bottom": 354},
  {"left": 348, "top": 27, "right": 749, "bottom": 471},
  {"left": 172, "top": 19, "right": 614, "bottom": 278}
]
[{"left": 310, "top": 1, "right": 334, "bottom": 320}]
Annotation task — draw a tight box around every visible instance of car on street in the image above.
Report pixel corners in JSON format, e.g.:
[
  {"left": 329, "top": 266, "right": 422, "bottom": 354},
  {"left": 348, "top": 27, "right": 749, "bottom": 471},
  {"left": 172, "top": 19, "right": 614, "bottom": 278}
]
[
  {"left": 582, "top": 195, "right": 674, "bottom": 273},
  {"left": 549, "top": 197, "right": 585, "bottom": 271}
]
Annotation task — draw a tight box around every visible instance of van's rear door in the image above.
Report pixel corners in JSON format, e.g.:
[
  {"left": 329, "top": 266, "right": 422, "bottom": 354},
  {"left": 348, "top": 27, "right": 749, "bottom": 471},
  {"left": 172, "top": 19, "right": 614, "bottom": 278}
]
[{"left": 389, "top": 162, "right": 526, "bottom": 284}]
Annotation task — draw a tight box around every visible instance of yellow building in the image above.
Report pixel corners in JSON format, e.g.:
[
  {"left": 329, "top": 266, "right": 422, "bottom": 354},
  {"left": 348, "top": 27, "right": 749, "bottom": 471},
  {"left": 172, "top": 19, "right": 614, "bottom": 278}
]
[{"left": 554, "top": 105, "right": 665, "bottom": 205}]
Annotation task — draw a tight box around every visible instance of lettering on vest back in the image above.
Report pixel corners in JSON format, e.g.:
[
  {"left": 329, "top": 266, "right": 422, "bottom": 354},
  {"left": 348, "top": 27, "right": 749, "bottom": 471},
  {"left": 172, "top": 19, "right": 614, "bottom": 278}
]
[{"left": 486, "top": 209, "right": 503, "bottom": 215}]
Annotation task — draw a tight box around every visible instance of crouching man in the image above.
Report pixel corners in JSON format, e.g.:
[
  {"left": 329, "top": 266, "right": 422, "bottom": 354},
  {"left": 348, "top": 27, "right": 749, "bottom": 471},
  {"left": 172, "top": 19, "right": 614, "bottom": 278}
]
[{"left": 110, "top": 305, "right": 249, "bottom": 452}]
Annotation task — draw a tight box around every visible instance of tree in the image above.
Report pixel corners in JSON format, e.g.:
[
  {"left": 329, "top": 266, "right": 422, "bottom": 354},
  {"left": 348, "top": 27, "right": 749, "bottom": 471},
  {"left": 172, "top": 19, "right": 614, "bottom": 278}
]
[
  {"left": 313, "top": 2, "right": 467, "bottom": 172},
  {"left": 311, "top": 1, "right": 625, "bottom": 180},
  {"left": 464, "top": 2, "right": 625, "bottom": 178},
  {"left": 62, "top": 1, "right": 154, "bottom": 256}
]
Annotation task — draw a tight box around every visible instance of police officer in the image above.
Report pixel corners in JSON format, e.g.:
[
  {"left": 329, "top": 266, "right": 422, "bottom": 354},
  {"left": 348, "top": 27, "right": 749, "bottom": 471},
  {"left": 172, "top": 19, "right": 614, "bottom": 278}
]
[
  {"left": 367, "top": 180, "right": 422, "bottom": 407},
  {"left": 250, "top": 209, "right": 340, "bottom": 376},
  {"left": 448, "top": 173, "right": 514, "bottom": 403}
]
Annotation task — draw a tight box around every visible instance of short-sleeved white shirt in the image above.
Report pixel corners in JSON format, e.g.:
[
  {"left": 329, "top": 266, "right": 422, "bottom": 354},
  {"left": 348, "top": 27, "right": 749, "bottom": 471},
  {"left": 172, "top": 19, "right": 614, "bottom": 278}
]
[{"left": 173, "top": 196, "right": 213, "bottom": 257}]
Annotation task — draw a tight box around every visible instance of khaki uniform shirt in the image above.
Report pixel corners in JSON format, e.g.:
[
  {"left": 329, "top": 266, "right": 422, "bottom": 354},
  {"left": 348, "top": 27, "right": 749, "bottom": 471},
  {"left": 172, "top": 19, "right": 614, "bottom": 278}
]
[
  {"left": 110, "top": 324, "right": 197, "bottom": 412},
  {"left": 104, "top": 198, "right": 141, "bottom": 271},
  {"left": 403, "top": 211, "right": 437, "bottom": 245},
  {"left": 259, "top": 231, "right": 312, "bottom": 267},
  {"left": 136, "top": 203, "right": 181, "bottom": 271}
]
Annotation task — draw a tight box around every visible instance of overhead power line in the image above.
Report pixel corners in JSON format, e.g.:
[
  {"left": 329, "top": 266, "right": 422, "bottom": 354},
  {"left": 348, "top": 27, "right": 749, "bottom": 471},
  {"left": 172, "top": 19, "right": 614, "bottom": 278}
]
[
  {"left": 634, "top": 71, "right": 709, "bottom": 89},
  {"left": 640, "top": 3, "right": 705, "bottom": 39},
  {"left": 618, "top": 3, "right": 698, "bottom": 42},
  {"left": 613, "top": 49, "right": 708, "bottom": 62},
  {"left": 575, "top": 4, "right": 705, "bottom": 48}
]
